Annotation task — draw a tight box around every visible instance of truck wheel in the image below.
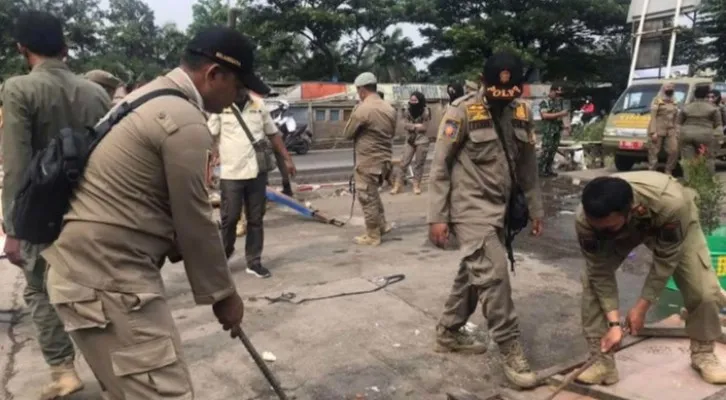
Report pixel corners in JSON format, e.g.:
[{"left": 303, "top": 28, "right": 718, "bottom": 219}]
[
  {"left": 614, "top": 155, "right": 635, "bottom": 171},
  {"left": 295, "top": 140, "right": 310, "bottom": 155}
]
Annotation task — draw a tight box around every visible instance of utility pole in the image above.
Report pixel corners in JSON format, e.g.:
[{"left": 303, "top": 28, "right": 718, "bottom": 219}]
[
  {"left": 628, "top": 0, "right": 651, "bottom": 86},
  {"left": 227, "top": 7, "right": 242, "bottom": 28},
  {"left": 664, "top": 0, "right": 685, "bottom": 78}
]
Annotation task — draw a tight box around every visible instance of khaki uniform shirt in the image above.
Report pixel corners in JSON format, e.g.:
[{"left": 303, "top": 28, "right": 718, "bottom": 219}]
[
  {"left": 428, "top": 92, "right": 544, "bottom": 226},
  {"left": 42, "top": 68, "right": 235, "bottom": 305},
  {"left": 576, "top": 171, "right": 696, "bottom": 312},
  {"left": 1, "top": 59, "right": 110, "bottom": 235},
  {"left": 678, "top": 100, "right": 723, "bottom": 138},
  {"left": 343, "top": 93, "right": 397, "bottom": 174},
  {"left": 207, "top": 95, "right": 278, "bottom": 180},
  {"left": 648, "top": 97, "right": 679, "bottom": 137},
  {"left": 403, "top": 108, "right": 431, "bottom": 145}
]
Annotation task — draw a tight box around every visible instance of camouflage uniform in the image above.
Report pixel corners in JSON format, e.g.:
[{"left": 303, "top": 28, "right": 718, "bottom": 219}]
[{"left": 538, "top": 97, "right": 564, "bottom": 175}]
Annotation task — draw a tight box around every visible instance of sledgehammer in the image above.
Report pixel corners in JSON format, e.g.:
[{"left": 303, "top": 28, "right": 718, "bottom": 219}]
[{"left": 235, "top": 326, "right": 290, "bottom": 400}]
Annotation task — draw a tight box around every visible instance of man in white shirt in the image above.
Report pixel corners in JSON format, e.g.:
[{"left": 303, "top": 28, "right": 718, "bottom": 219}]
[{"left": 208, "top": 89, "right": 296, "bottom": 278}]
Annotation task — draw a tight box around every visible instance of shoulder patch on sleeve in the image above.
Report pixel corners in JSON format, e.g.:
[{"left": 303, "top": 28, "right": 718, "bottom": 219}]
[
  {"left": 440, "top": 118, "right": 461, "bottom": 141},
  {"left": 658, "top": 222, "right": 683, "bottom": 245},
  {"left": 155, "top": 111, "right": 179, "bottom": 134}
]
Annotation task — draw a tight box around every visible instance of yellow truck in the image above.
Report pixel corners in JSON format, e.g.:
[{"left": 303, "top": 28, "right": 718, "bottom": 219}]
[{"left": 602, "top": 77, "right": 725, "bottom": 171}]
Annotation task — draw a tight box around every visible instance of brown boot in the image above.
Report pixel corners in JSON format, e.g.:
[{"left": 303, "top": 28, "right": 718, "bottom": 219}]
[
  {"left": 389, "top": 181, "right": 402, "bottom": 195},
  {"left": 413, "top": 181, "right": 422, "bottom": 195},
  {"left": 354, "top": 229, "right": 382, "bottom": 246},
  {"left": 691, "top": 340, "right": 726, "bottom": 384},
  {"left": 499, "top": 338, "right": 538, "bottom": 389},
  {"left": 576, "top": 338, "right": 619, "bottom": 385},
  {"left": 39, "top": 360, "right": 84, "bottom": 400},
  {"left": 435, "top": 325, "right": 488, "bottom": 354}
]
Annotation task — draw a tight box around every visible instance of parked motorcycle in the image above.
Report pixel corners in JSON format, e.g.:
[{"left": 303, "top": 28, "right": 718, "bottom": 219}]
[{"left": 269, "top": 100, "right": 313, "bottom": 155}]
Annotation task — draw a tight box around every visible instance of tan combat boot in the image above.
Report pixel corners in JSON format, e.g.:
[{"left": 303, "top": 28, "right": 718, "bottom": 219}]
[
  {"left": 435, "top": 325, "right": 488, "bottom": 354},
  {"left": 236, "top": 216, "right": 247, "bottom": 237},
  {"left": 691, "top": 339, "right": 726, "bottom": 384},
  {"left": 576, "top": 339, "right": 619, "bottom": 385},
  {"left": 413, "top": 181, "right": 422, "bottom": 195},
  {"left": 389, "top": 181, "right": 402, "bottom": 195},
  {"left": 39, "top": 360, "right": 84, "bottom": 400},
  {"left": 380, "top": 218, "right": 394, "bottom": 236},
  {"left": 354, "top": 229, "right": 382, "bottom": 246},
  {"left": 499, "top": 338, "right": 538, "bottom": 389}
]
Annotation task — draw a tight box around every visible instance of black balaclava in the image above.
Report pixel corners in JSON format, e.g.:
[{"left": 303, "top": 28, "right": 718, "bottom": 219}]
[
  {"left": 447, "top": 83, "right": 464, "bottom": 104},
  {"left": 408, "top": 91, "right": 426, "bottom": 118}
]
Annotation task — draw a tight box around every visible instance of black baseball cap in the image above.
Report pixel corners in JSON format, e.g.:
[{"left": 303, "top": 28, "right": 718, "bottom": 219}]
[
  {"left": 483, "top": 51, "right": 524, "bottom": 101},
  {"left": 186, "top": 27, "right": 270, "bottom": 95}
]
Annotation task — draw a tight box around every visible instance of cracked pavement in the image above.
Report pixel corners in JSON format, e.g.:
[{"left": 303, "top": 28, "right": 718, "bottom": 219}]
[{"left": 0, "top": 168, "right": 690, "bottom": 400}]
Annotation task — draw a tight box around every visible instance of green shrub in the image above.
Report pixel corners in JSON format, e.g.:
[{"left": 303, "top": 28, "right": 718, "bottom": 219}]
[
  {"left": 681, "top": 153, "right": 725, "bottom": 235},
  {"left": 572, "top": 120, "right": 606, "bottom": 142}
]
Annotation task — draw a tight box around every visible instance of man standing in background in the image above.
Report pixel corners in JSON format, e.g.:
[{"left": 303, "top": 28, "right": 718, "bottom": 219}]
[
  {"left": 647, "top": 83, "right": 679, "bottom": 176},
  {"left": 538, "top": 83, "right": 568, "bottom": 177},
  {"left": 2, "top": 11, "right": 110, "bottom": 399},
  {"left": 343, "top": 72, "right": 397, "bottom": 246},
  {"left": 84, "top": 69, "right": 123, "bottom": 104},
  {"left": 390, "top": 91, "right": 430, "bottom": 195}
]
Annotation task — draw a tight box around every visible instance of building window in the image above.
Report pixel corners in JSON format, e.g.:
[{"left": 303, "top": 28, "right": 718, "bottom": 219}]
[
  {"left": 329, "top": 110, "right": 340, "bottom": 121},
  {"left": 315, "top": 109, "right": 326, "bottom": 121},
  {"left": 343, "top": 109, "right": 352, "bottom": 121}
]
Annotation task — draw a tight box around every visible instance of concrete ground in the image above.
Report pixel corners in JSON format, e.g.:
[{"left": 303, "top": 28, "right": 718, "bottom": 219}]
[{"left": 0, "top": 163, "right": 723, "bottom": 400}]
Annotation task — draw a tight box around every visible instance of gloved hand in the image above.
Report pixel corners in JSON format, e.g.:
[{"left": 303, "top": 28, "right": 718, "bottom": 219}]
[{"left": 212, "top": 292, "right": 245, "bottom": 338}]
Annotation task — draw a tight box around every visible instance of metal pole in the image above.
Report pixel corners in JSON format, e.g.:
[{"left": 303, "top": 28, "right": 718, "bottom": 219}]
[
  {"left": 628, "top": 0, "right": 651, "bottom": 86},
  {"left": 227, "top": 8, "right": 241, "bottom": 28},
  {"left": 665, "top": 0, "right": 684, "bottom": 78},
  {"left": 236, "top": 327, "right": 290, "bottom": 400}
]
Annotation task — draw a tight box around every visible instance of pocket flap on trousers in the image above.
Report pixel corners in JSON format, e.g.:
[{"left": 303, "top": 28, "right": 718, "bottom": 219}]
[
  {"left": 47, "top": 268, "right": 97, "bottom": 305},
  {"left": 111, "top": 336, "right": 178, "bottom": 377}
]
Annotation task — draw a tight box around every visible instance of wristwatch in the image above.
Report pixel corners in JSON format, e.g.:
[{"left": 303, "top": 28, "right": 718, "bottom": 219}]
[{"left": 608, "top": 321, "right": 621, "bottom": 328}]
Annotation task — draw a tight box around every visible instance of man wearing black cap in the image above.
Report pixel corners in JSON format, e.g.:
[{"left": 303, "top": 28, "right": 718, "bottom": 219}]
[
  {"left": 42, "top": 26, "right": 264, "bottom": 398},
  {"left": 1, "top": 11, "right": 110, "bottom": 399},
  {"left": 428, "top": 51, "right": 544, "bottom": 389}
]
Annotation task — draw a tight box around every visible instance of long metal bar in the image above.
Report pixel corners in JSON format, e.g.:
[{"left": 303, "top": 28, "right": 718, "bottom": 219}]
[
  {"left": 628, "top": 0, "right": 651, "bottom": 86},
  {"left": 665, "top": 0, "right": 685, "bottom": 78},
  {"left": 237, "top": 327, "right": 290, "bottom": 400}
]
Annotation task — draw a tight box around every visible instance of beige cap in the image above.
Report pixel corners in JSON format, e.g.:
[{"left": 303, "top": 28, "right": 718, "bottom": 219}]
[
  {"left": 354, "top": 72, "right": 377, "bottom": 87},
  {"left": 84, "top": 70, "right": 122, "bottom": 90}
]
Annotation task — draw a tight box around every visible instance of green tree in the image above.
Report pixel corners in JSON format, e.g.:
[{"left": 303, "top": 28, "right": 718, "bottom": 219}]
[
  {"left": 103, "top": 0, "right": 162, "bottom": 81},
  {"left": 700, "top": 0, "right": 726, "bottom": 79}
]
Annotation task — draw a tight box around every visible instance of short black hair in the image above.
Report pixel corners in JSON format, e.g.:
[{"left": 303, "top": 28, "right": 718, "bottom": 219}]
[
  {"left": 694, "top": 84, "right": 711, "bottom": 99},
  {"left": 14, "top": 11, "right": 66, "bottom": 58},
  {"left": 362, "top": 83, "right": 377, "bottom": 93},
  {"left": 710, "top": 89, "right": 722, "bottom": 105},
  {"left": 181, "top": 50, "right": 213, "bottom": 70},
  {"left": 581, "top": 176, "right": 633, "bottom": 218},
  {"left": 377, "top": 91, "right": 384, "bottom": 99}
]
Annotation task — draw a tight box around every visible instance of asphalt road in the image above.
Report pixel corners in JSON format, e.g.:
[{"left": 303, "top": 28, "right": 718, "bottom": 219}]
[{"left": 0, "top": 169, "right": 687, "bottom": 400}]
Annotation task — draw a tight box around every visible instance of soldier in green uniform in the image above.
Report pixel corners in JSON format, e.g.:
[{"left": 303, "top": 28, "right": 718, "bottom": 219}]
[
  {"left": 576, "top": 172, "right": 726, "bottom": 385},
  {"left": 538, "top": 84, "right": 568, "bottom": 177},
  {"left": 428, "top": 51, "right": 544, "bottom": 389},
  {"left": 2, "top": 12, "right": 110, "bottom": 399}
]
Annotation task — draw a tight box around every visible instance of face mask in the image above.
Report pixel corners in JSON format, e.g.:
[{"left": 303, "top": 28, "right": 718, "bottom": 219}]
[
  {"left": 664, "top": 90, "right": 674, "bottom": 97},
  {"left": 409, "top": 102, "right": 424, "bottom": 117}
]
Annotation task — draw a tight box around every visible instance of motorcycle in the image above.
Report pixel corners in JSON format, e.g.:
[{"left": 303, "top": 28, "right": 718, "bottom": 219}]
[{"left": 270, "top": 101, "right": 314, "bottom": 155}]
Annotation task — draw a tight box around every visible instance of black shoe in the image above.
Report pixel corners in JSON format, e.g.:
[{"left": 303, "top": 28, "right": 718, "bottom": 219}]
[{"left": 246, "top": 264, "right": 271, "bottom": 278}]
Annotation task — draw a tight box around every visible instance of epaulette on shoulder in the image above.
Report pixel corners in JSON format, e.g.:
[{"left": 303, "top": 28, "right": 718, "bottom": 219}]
[{"left": 452, "top": 93, "right": 475, "bottom": 107}]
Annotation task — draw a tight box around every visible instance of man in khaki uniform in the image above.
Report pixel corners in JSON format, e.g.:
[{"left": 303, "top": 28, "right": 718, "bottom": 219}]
[
  {"left": 343, "top": 72, "right": 397, "bottom": 246},
  {"left": 647, "top": 83, "right": 680, "bottom": 175},
  {"left": 1, "top": 12, "right": 110, "bottom": 399},
  {"left": 575, "top": 172, "right": 726, "bottom": 385},
  {"left": 428, "top": 52, "right": 544, "bottom": 389},
  {"left": 84, "top": 69, "right": 123, "bottom": 103},
  {"left": 679, "top": 84, "right": 723, "bottom": 175},
  {"left": 391, "top": 91, "right": 430, "bottom": 195},
  {"left": 41, "top": 27, "right": 262, "bottom": 399}
]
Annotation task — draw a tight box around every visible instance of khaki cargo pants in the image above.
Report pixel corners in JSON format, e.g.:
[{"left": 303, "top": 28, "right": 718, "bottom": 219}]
[
  {"left": 47, "top": 268, "right": 193, "bottom": 399},
  {"left": 648, "top": 132, "right": 679, "bottom": 174},
  {"left": 582, "top": 212, "right": 724, "bottom": 342},
  {"left": 439, "top": 223, "right": 520, "bottom": 344},
  {"left": 681, "top": 133, "right": 719, "bottom": 175},
  {"left": 393, "top": 142, "right": 429, "bottom": 185},
  {"left": 355, "top": 168, "right": 389, "bottom": 230}
]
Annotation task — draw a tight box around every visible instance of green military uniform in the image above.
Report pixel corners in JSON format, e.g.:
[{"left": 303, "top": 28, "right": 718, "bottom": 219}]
[
  {"left": 647, "top": 96, "right": 679, "bottom": 175},
  {"left": 538, "top": 97, "right": 565, "bottom": 175},
  {"left": 2, "top": 59, "right": 110, "bottom": 398},
  {"left": 343, "top": 73, "right": 397, "bottom": 246},
  {"left": 679, "top": 100, "right": 723, "bottom": 175},
  {"left": 429, "top": 85, "right": 544, "bottom": 388},
  {"left": 576, "top": 171, "right": 726, "bottom": 385},
  {"left": 391, "top": 107, "right": 430, "bottom": 195}
]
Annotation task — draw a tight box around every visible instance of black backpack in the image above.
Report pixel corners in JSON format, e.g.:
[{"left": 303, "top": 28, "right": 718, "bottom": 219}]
[{"left": 11, "top": 88, "right": 188, "bottom": 244}]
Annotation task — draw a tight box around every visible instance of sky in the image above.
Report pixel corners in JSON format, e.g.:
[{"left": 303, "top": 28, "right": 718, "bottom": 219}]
[{"left": 100, "top": 0, "right": 431, "bottom": 68}]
